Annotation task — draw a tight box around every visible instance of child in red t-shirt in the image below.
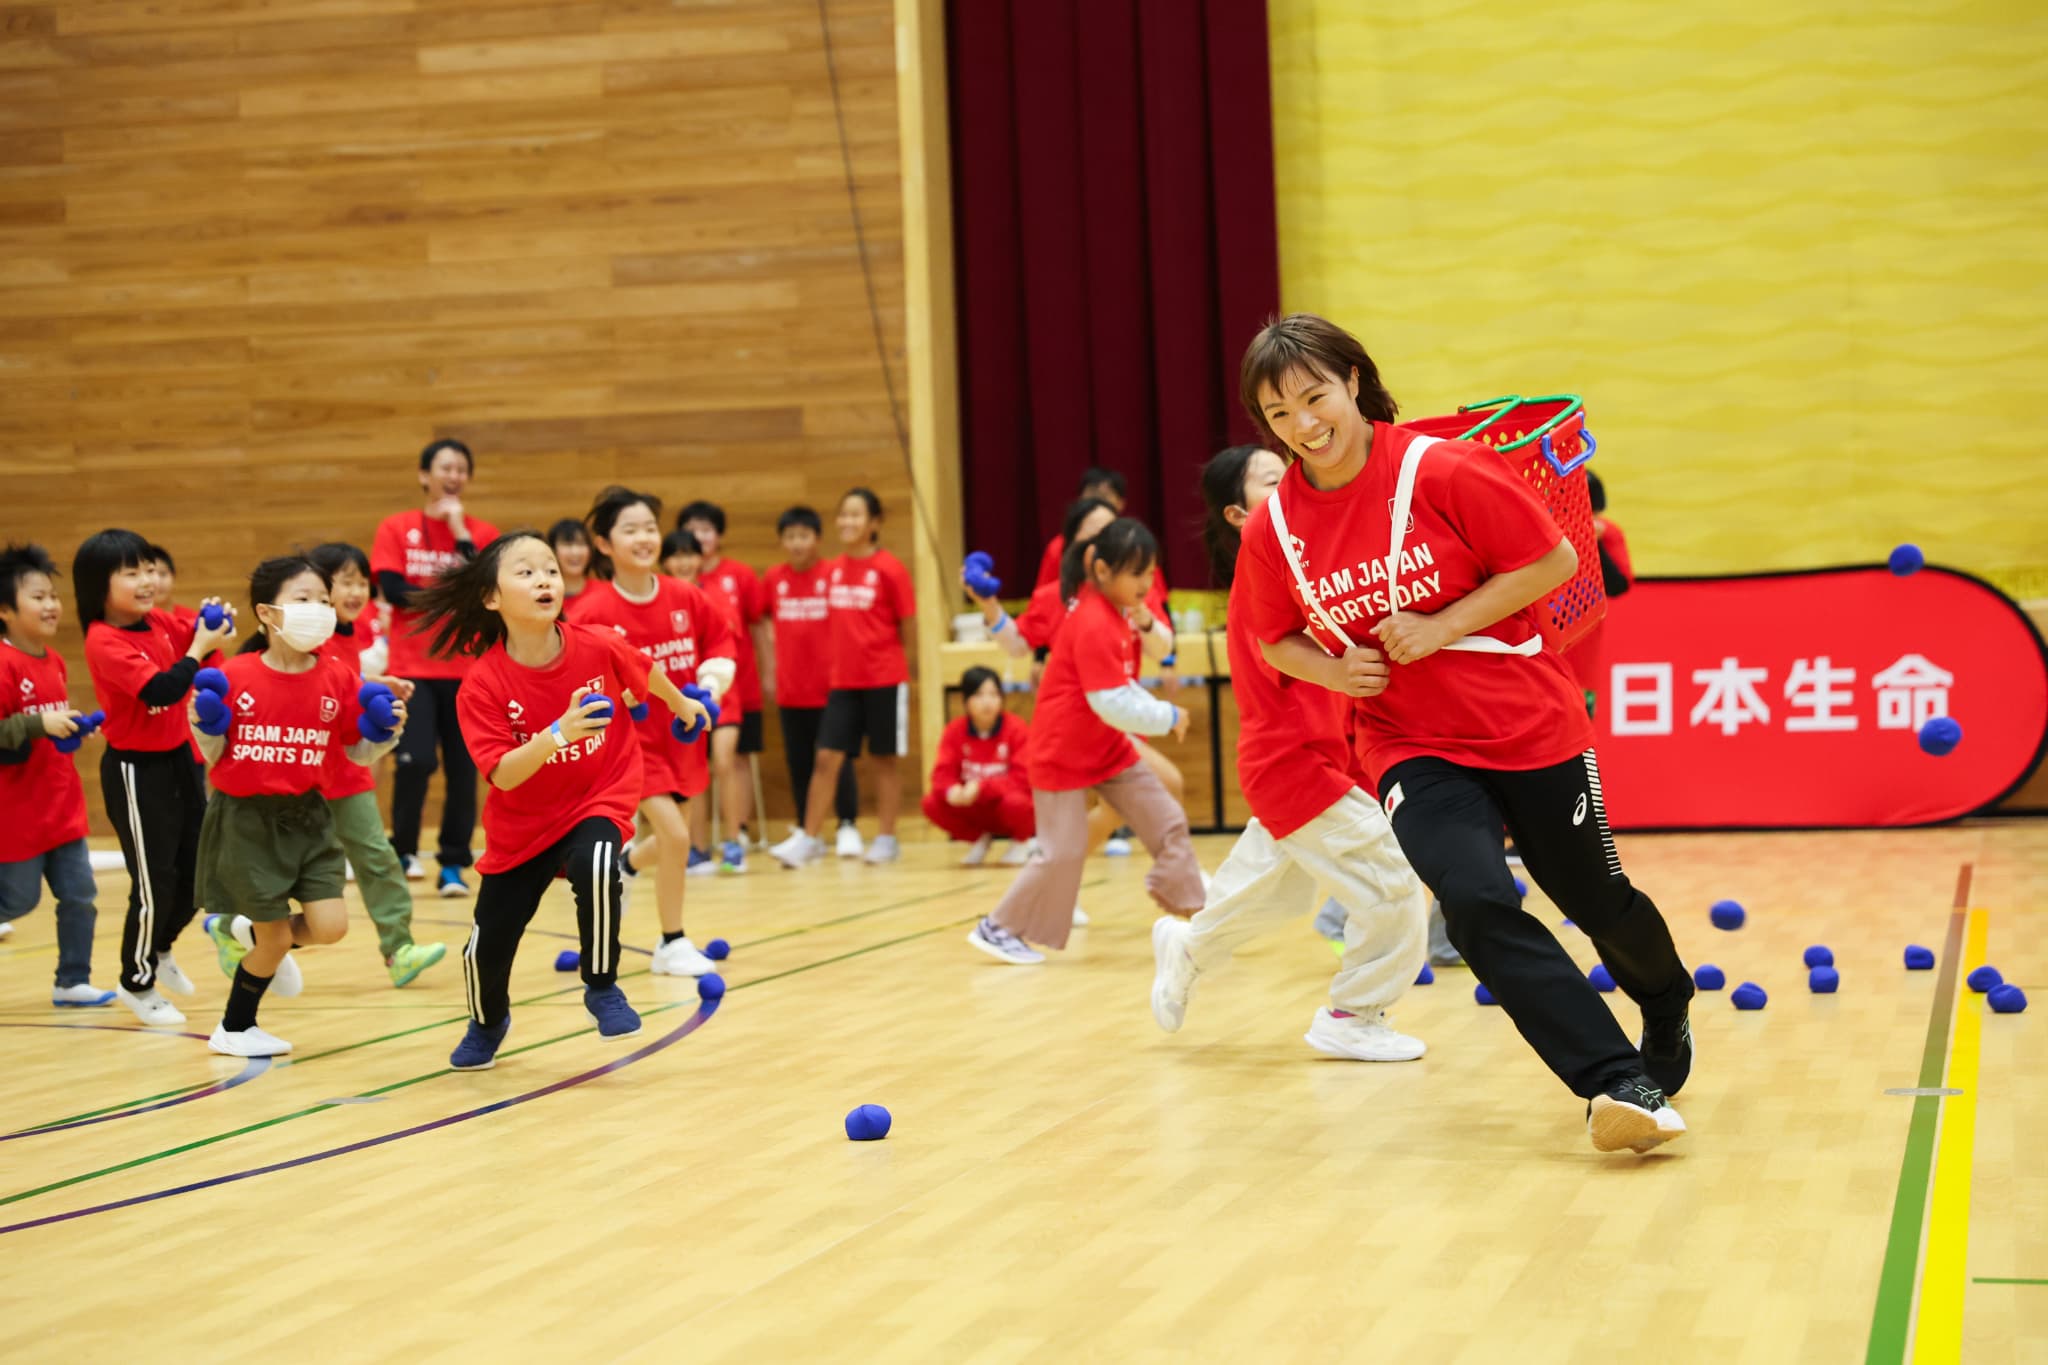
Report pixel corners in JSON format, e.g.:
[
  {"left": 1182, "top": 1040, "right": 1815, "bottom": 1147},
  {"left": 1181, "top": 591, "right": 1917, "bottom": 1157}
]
[
  {"left": 922, "top": 666, "right": 1035, "bottom": 865},
  {"left": 546, "top": 519, "right": 595, "bottom": 603},
  {"left": 679, "top": 500, "right": 768, "bottom": 873},
  {"left": 1147, "top": 446, "right": 1429, "bottom": 1062},
  {"left": 0, "top": 544, "right": 116, "bottom": 1007},
  {"left": 1031, "top": 467, "right": 1128, "bottom": 589},
  {"left": 768, "top": 489, "right": 916, "bottom": 869},
  {"left": 412, "top": 532, "right": 711, "bottom": 1071},
  {"left": 765, "top": 506, "right": 860, "bottom": 855},
  {"left": 307, "top": 542, "right": 445, "bottom": 989},
  {"left": 1235, "top": 313, "right": 1693, "bottom": 1155},
  {"left": 76, "top": 528, "right": 238, "bottom": 1026},
  {"left": 967, "top": 520, "right": 1204, "bottom": 964},
  {"left": 146, "top": 542, "right": 220, "bottom": 773},
  {"left": 189, "top": 555, "right": 408, "bottom": 1058},
  {"left": 568, "top": 487, "right": 737, "bottom": 979}
]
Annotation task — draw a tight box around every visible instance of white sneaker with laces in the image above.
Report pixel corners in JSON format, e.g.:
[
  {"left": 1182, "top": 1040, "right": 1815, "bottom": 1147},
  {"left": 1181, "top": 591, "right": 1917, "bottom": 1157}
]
[
  {"left": 1103, "top": 836, "right": 1133, "bottom": 857},
  {"left": 769, "top": 830, "right": 821, "bottom": 869},
  {"left": 651, "top": 936, "right": 714, "bottom": 977},
  {"left": 966, "top": 917, "right": 1043, "bottom": 965},
  {"left": 863, "top": 834, "right": 900, "bottom": 865},
  {"left": 402, "top": 855, "right": 426, "bottom": 880},
  {"left": 154, "top": 951, "right": 197, "bottom": 997},
  {"left": 960, "top": 834, "right": 995, "bottom": 867},
  {"left": 835, "top": 823, "right": 864, "bottom": 859},
  {"left": 117, "top": 987, "right": 187, "bottom": 1027},
  {"left": 1000, "top": 838, "right": 1037, "bottom": 867},
  {"left": 52, "top": 983, "right": 116, "bottom": 1007},
  {"left": 1071, "top": 906, "right": 1090, "bottom": 927},
  {"left": 208, "top": 1023, "right": 292, "bottom": 1058},
  {"left": 1150, "top": 917, "right": 1197, "bottom": 1032},
  {"left": 1304, "top": 1006, "right": 1426, "bottom": 1062},
  {"left": 226, "top": 916, "right": 303, "bottom": 998}
]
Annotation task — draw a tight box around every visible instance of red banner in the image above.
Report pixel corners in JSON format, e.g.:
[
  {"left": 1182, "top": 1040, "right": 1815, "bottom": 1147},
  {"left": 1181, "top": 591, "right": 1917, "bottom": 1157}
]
[{"left": 1589, "top": 568, "right": 2048, "bottom": 829}]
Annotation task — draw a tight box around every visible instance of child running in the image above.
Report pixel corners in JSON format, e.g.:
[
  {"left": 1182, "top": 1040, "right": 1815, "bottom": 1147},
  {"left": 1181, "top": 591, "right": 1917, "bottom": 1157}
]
[
  {"left": 967, "top": 519, "right": 1204, "bottom": 964},
  {"left": 191, "top": 555, "right": 407, "bottom": 1056},
  {"left": 0, "top": 545, "right": 116, "bottom": 1006},
  {"left": 1150, "top": 446, "right": 1429, "bottom": 1061},
  {"left": 411, "top": 532, "right": 711, "bottom": 1071},
  {"left": 922, "top": 666, "right": 1035, "bottom": 867},
  {"left": 76, "top": 528, "right": 237, "bottom": 1025},
  {"left": 307, "top": 542, "right": 446, "bottom": 988},
  {"left": 567, "top": 486, "right": 736, "bottom": 978}
]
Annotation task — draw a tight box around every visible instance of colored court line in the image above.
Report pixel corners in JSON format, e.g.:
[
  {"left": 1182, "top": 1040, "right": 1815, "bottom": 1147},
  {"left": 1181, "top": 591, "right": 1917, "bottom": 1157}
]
[
  {"left": 0, "top": 911, "right": 981, "bottom": 1217},
  {"left": 1864, "top": 864, "right": 1970, "bottom": 1365},
  {"left": 0, "top": 1002, "right": 718, "bottom": 1237},
  {"left": 1912, "top": 907, "right": 1988, "bottom": 1364},
  {"left": 1971, "top": 1278, "right": 2048, "bottom": 1287},
  {"left": 0, "top": 1023, "right": 266, "bottom": 1139}
]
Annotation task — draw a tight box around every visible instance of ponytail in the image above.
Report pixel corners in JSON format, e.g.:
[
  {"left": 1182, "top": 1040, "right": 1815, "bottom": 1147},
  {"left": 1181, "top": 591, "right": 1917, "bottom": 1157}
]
[
  {"left": 1198, "top": 445, "right": 1265, "bottom": 590},
  {"left": 409, "top": 531, "right": 546, "bottom": 657}
]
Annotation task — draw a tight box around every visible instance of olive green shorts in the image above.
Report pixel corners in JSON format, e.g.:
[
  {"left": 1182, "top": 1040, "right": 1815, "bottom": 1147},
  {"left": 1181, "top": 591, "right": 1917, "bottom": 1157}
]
[{"left": 198, "top": 791, "right": 346, "bottom": 922}]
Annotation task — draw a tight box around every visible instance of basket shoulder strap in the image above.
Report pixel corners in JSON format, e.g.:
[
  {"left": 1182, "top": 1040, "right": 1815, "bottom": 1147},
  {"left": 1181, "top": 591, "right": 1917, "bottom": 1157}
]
[
  {"left": 1388, "top": 433, "right": 1543, "bottom": 657},
  {"left": 1264, "top": 487, "right": 1354, "bottom": 653}
]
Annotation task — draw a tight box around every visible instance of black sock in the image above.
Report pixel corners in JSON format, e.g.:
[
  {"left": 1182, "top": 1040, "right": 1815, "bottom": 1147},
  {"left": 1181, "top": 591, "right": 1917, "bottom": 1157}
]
[
  {"left": 620, "top": 848, "right": 637, "bottom": 876},
  {"left": 222, "top": 964, "right": 273, "bottom": 1032},
  {"left": 661, "top": 930, "right": 687, "bottom": 946}
]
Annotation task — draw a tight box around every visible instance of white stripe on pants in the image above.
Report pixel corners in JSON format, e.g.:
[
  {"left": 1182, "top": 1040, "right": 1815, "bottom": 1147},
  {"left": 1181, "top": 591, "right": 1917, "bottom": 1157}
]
[{"left": 1185, "top": 788, "right": 1428, "bottom": 1014}]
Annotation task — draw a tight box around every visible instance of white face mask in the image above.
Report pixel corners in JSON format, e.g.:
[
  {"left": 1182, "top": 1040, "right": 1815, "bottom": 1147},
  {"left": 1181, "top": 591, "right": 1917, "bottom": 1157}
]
[{"left": 270, "top": 603, "right": 337, "bottom": 652}]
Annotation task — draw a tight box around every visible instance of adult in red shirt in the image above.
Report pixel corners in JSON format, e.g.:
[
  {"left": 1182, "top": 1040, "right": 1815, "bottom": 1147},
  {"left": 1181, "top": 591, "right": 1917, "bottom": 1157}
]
[
  {"left": 75, "top": 528, "right": 237, "bottom": 1026},
  {"left": 1147, "top": 446, "right": 1428, "bottom": 1063},
  {"left": 921, "top": 666, "right": 1035, "bottom": 865},
  {"left": 370, "top": 438, "right": 500, "bottom": 898},
  {"left": 0, "top": 543, "right": 117, "bottom": 1007},
  {"left": 1234, "top": 313, "right": 1693, "bottom": 1155},
  {"left": 412, "top": 532, "right": 711, "bottom": 1072},
  {"left": 768, "top": 488, "right": 916, "bottom": 869},
  {"left": 1032, "top": 467, "right": 1127, "bottom": 588},
  {"left": 764, "top": 506, "right": 859, "bottom": 852},
  {"left": 677, "top": 500, "right": 767, "bottom": 872}
]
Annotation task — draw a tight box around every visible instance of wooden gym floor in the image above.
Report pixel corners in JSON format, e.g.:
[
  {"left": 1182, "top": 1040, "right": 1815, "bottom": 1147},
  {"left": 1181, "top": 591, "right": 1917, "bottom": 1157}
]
[{"left": 0, "top": 823, "right": 2041, "bottom": 1363}]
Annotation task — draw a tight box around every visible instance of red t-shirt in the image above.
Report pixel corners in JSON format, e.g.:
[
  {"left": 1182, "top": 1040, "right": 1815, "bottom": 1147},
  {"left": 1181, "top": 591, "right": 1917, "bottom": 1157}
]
[
  {"left": 565, "top": 577, "right": 736, "bottom": 800},
  {"left": 1034, "top": 535, "right": 1065, "bottom": 589},
  {"left": 826, "top": 549, "right": 915, "bottom": 690},
  {"left": 167, "top": 603, "right": 221, "bottom": 765},
  {"left": 1024, "top": 586, "right": 1140, "bottom": 791},
  {"left": 1237, "top": 422, "right": 1595, "bottom": 785},
  {"left": 317, "top": 624, "right": 378, "bottom": 800},
  {"left": 1224, "top": 581, "right": 1357, "bottom": 840},
  {"left": 764, "top": 562, "right": 834, "bottom": 708},
  {"left": 85, "top": 611, "right": 198, "bottom": 753},
  {"left": 0, "top": 640, "right": 89, "bottom": 861},
  {"left": 699, "top": 557, "right": 764, "bottom": 712},
  {"left": 930, "top": 712, "right": 1030, "bottom": 794},
  {"left": 371, "top": 510, "right": 501, "bottom": 681},
  {"left": 456, "top": 622, "right": 651, "bottom": 874},
  {"left": 207, "top": 653, "right": 365, "bottom": 799},
  {"left": 1014, "top": 581, "right": 1071, "bottom": 651}
]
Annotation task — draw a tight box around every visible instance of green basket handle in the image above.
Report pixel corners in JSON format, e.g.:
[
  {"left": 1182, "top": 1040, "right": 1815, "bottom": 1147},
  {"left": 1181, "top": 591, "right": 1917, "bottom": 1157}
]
[{"left": 1455, "top": 394, "right": 1591, "bottom": 476}]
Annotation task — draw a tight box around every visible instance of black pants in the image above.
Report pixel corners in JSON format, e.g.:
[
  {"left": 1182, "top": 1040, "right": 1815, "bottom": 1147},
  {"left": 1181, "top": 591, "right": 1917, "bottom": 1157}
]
[
  {"left": 101, "top": 746, "right": 206, "bottom": 993},
  {"left": 390, "top": 676, "right": 477, "bottom": 869},
  {"left": 779, "top": 705, "right": 856, "bottom": 824},
  {"left": 461, "top": 817, "right": 624, "bottom": 1027},
  {"left": 1379, "top": 749, "right": 1692, "bottom": 1098}
]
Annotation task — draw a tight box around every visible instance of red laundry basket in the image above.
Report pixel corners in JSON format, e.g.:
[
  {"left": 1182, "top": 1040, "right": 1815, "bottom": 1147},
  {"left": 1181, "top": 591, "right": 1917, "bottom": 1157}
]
[{"left": 1397, "top": 394, "right": 1604, "bottom": 653}]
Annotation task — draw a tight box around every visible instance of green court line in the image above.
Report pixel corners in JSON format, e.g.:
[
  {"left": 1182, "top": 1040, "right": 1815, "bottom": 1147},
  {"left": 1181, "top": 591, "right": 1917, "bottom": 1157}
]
[
  {"left": 1971, "top": 1278, "right": 2048, "bottom": 1286},
  {"left": 1866, "top": 896, "right": 1970, "bottom": 1364},
  {"left": 0, "top": 911, "right": 981, "bottom": 1210}
]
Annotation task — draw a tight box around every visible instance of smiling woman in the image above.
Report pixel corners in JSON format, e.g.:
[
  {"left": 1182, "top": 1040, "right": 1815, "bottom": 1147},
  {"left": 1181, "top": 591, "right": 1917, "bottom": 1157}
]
[{"left": 1232, "top": 312, "right": 1697, "bottom": 1156}]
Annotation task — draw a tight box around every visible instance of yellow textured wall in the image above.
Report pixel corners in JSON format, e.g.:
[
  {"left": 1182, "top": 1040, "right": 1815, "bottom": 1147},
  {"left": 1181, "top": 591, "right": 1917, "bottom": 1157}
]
[{"left": 1268, "top": 0, "right": 2048, "bottom": 597}]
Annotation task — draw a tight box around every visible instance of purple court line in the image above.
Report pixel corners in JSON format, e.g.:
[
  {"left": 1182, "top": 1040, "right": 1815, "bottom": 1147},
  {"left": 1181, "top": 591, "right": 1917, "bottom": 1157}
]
[
  {"left": 0, "top": 1022, "right": 210, "bottom": 1042},
  {"left": 4, "top": 1058, "right": 271, "bottom": 1142},
  {"left": 0, "top": 1001, "right": 717, "bottom": 1238}
]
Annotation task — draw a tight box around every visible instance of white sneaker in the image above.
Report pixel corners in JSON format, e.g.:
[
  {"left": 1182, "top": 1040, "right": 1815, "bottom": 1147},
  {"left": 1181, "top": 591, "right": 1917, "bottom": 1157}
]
[
  {"left": 999, "top": 838, "right": 1037, "bottom": 867},
  {"left": 1071, "top": 906, "right": 1090, "bottom": 927},
  {"left": 769, "top": 830, "right": 821, "bottom": 869},
  {"left": 154, "top": 951, "right": 196, "bottom": 997},
  {"left": 402, "top": 855, "right": 426, "bottom": 880},
  {"left": 650, "top": 936, "right": 714, "bottom": 977},
  {"left": 117, "top": 987, "right": 186, "bottom": 1027},
  {"left": 863, "top": 834, "right": 900, "bottom": 865},
  {"left": 1304, "top": 1006, "right": 1426, "bottom": 1062},
  {"left": 0, "top": 920, "right": 13, "bottom": 939},
  {"left": 960, "top": 834, "right": 995, "bottom": 867},
  {"left": 1150, "top": 916, "right": 1197, "bottom": 1032},
  {"left": 52, "top": 983, "right": 116, "bottom": 1007},
  {"left": 1103, "top": 836, "right": 1133, "bottom": 857},
  {"left": 208, "top": 1023, "right": 292, "bottom": 1057},
  {"left": 225, "top": 916, "right": 303, "bottom": 998},
  {"left": 344, "top": 858, "right": 356, "bottom": 883},
  {"left": 966, "top": 917, "right": 1043, "bottom": 964},
  {"left": 835, "top": 823, "right": 864, "bottom": 859}
]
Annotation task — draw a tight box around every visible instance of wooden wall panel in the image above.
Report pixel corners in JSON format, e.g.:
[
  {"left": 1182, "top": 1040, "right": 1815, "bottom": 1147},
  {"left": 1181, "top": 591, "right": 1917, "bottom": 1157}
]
[{"left": 0, "top": 0, "right": 912, "bottom": 838}]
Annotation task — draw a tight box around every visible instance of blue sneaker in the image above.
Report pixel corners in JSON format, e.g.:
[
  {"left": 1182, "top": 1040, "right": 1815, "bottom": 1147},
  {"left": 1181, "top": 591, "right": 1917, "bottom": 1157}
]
[
  {"left": 719, "top": 838, "right": 747, "bottom": 875},
  {"left": 584, "top": 985, "right": 642, "bottom": 1039},
  {"left": 437, "top": 866, "right": 470, "bottom": 899},
  {"left": 686, "top": 846, "right": 715, "bottom": 878},
  {"left": 449, "top": 1017, "right": 510, "bottom": 1071}
]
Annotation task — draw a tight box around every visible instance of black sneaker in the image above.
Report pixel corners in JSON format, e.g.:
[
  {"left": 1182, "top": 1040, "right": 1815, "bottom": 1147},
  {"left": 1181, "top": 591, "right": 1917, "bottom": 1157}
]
[
  {"left": 1586, "top": 1073, "right": 1687, "bottom": 1153},
  {"left": 1639, "top": 1007, "right": 1694, "bottom": 1097}
]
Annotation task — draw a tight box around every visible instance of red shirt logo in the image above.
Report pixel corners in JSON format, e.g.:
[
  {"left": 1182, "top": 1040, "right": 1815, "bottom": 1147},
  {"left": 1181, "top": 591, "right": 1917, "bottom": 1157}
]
[
  {"left": 671, "top": 609, "right": 691, "bottom": 634},
  {"left": 320, "top": 696, "right": 339, "bottom": 723},
  {"left": 236, "top": 691, "right": 257, "bottom": 714}
]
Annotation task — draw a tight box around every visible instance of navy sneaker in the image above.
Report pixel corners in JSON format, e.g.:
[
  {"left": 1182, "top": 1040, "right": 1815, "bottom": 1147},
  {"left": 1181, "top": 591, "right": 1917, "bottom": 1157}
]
[
  {"left": 584, "top": 985, "right": 642, "bottom": 1039},
  {"left": 686, "top": 846, "right": 715, "bottom": 877},
  {"left": 437, "top": 866, "right": 470, "bottom": 899},
  {"left": 449, "top": 1017, "right": 510, "bottom": 1071}
]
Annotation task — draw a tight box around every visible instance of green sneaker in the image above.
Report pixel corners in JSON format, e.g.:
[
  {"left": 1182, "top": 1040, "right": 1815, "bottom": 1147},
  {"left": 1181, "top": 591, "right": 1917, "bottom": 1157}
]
[
  {"left": 386, "top": 941, "right": 447, "bottom": 988},
  {"left": 204, "top": 914, "right": 248, "bottom": 979}
]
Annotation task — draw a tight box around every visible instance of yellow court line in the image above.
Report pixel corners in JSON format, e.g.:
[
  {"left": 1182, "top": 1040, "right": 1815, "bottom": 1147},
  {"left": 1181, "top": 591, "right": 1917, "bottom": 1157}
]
[{"left": 1912, "top": 907, "right": 1988, "bottom": 1364}]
